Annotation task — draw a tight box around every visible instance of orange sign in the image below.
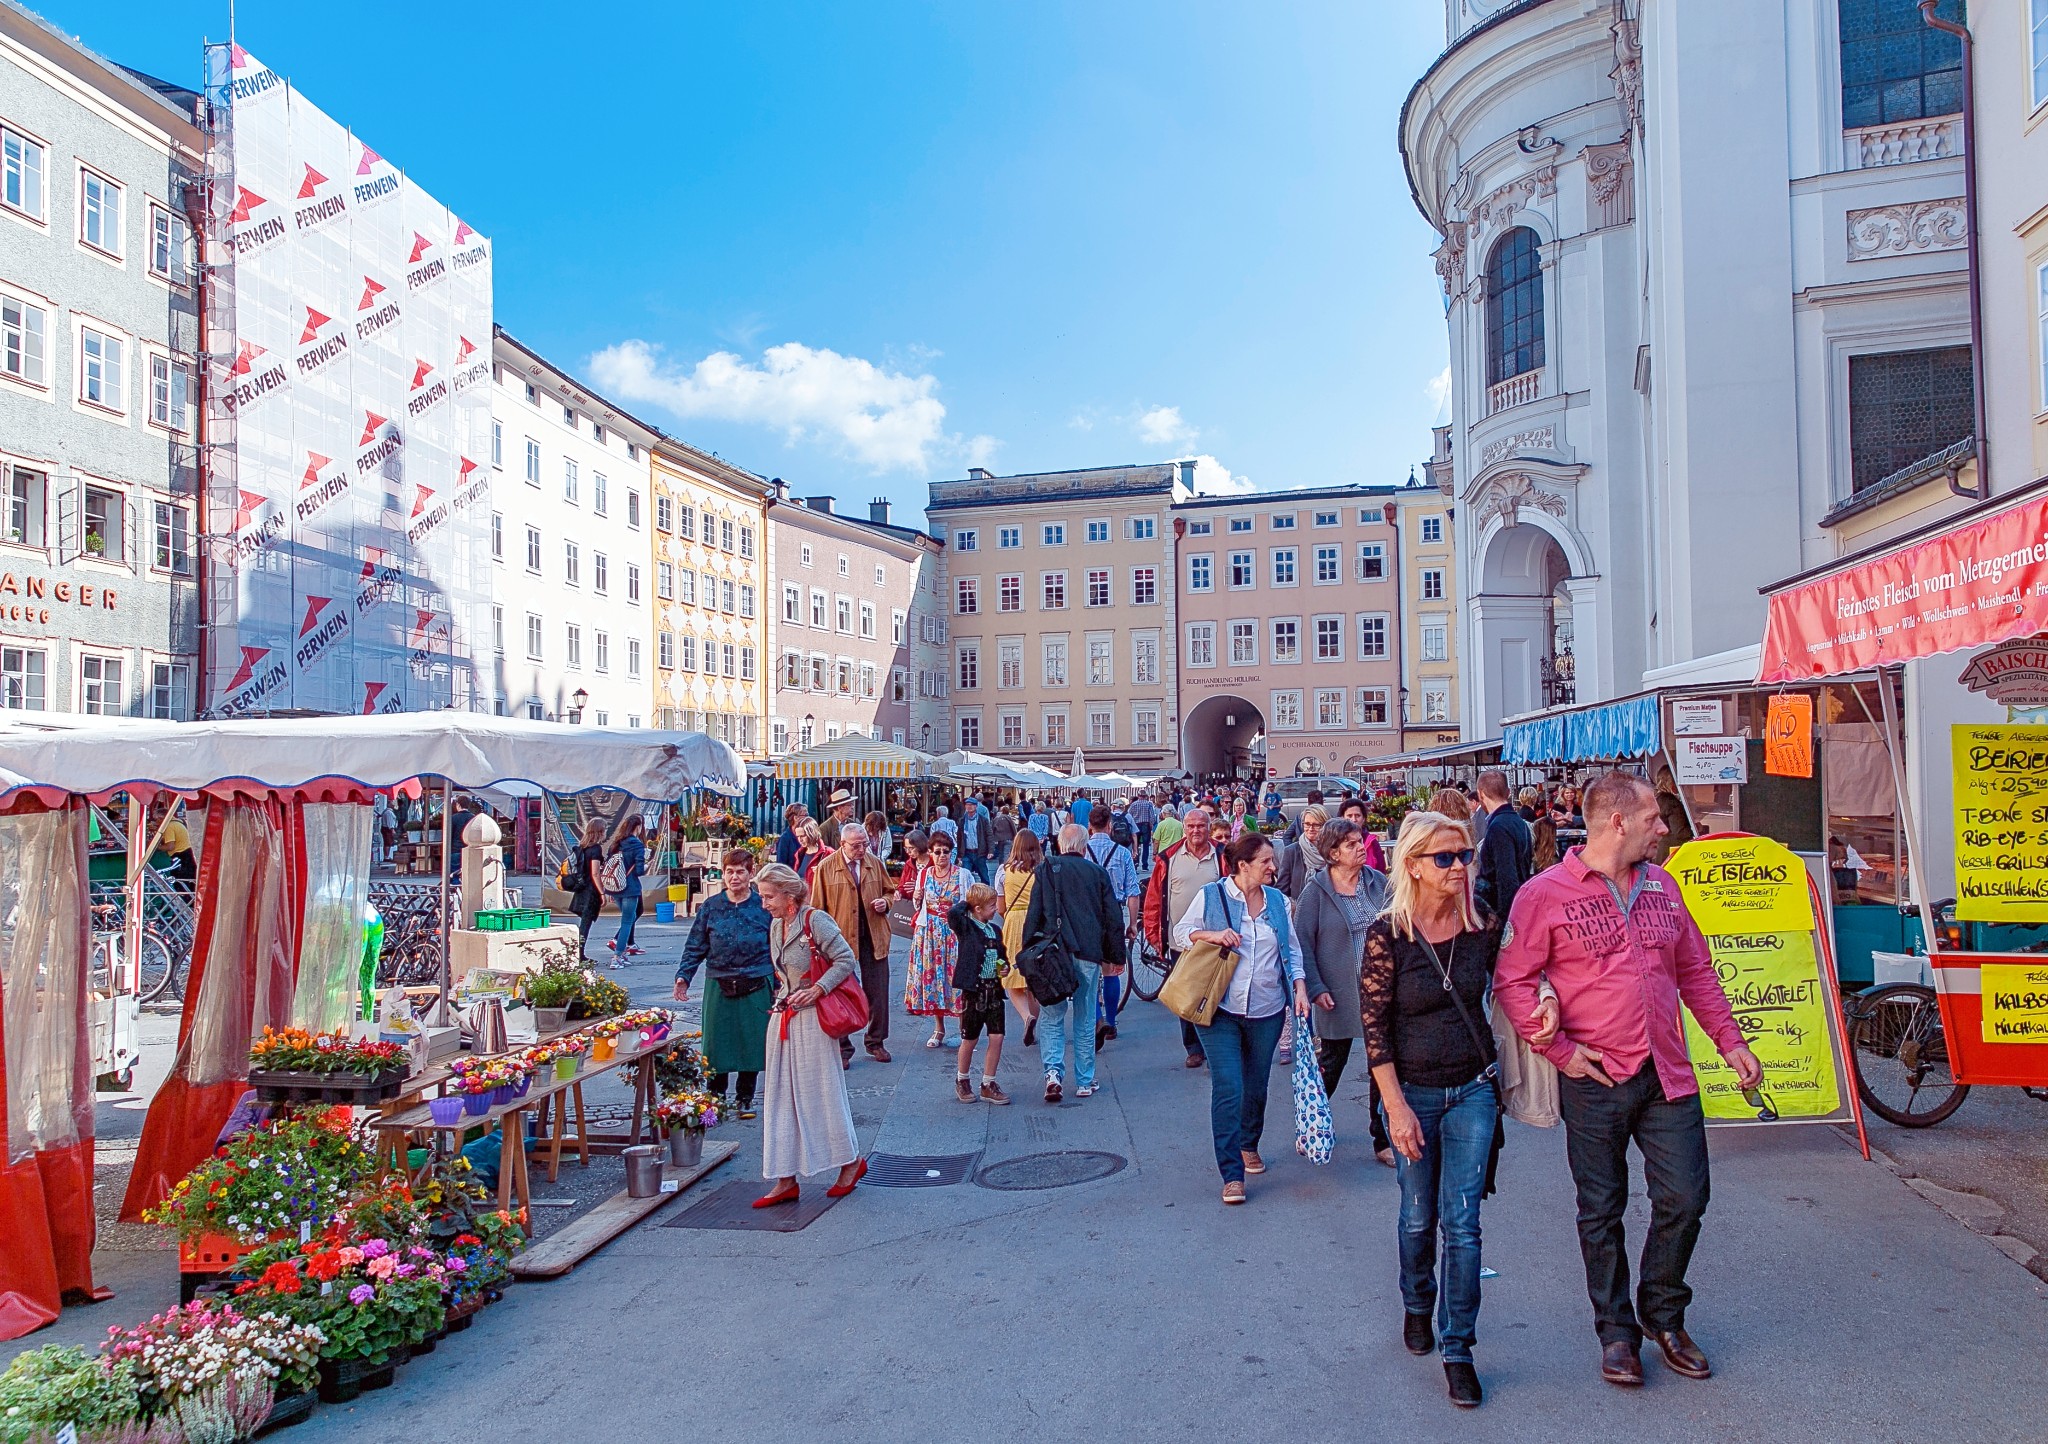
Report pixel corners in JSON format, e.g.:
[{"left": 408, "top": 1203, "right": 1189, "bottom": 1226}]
[{"left": 1764, "top": 694, "right": 1813, "bottom": 778}]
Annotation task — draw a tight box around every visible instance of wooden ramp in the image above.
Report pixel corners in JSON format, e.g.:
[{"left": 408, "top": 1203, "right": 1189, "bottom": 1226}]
[{"left": 509, "top": 1140, "right": 738, "bottom": 1279}]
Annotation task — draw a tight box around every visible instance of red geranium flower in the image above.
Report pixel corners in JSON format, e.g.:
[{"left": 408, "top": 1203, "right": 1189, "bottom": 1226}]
[
  {"left": 259, "top": 1261, "right": 305, "bottom": 1294},
  {"left": 304, "top": 1250, "right": 344, "bottom": 1282}
]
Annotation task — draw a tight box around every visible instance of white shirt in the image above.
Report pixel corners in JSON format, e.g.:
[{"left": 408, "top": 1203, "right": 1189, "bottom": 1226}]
[{"left": 1171, "top": 878, "right": 1294, "bottom": 1020}]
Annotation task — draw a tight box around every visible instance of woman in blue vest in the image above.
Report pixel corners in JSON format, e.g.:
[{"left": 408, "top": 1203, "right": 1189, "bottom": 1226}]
[{"left": 1171, "top": 832, "right": 1310, "bottom": 1206}]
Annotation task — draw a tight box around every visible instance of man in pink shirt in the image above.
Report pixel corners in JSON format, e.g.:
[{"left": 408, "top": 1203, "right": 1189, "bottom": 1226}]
[{"left": 1496, "top": 771, "right": 1761, "bottom": 1389}]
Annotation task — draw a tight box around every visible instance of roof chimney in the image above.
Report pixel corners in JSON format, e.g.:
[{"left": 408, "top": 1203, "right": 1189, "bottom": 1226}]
[
  {"left": 967, "top": 467, "right": 994, "bottom": 480},
  {"left": 869, "top": 498, "right": 892, "bottom": 526},
  {"left": 804, "top": 495, "right": 835, "bottom": 515},
  {"left": 770, "top": 476, "right": 790, "bottom": 503},
  {"left": 1177, "top": 459, "right": 1196, "bottom": 489}
]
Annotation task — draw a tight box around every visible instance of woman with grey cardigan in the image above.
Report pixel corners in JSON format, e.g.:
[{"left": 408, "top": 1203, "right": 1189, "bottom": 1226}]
[
  {"left": 1294, "top": 818, "right": 1396, "bottom": 1165},
  {"left": 754, "top": 863, "right": 867, "bottom": 1206}
]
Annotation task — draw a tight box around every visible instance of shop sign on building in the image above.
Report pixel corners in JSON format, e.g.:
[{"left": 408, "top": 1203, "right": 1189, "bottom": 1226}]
[
  {"left": 1670, "top": 698, "right": 1724, "bottom": 735},
  {"left": 1674, "top": 735, "right": 1748, "bottom": 785},
  {"left": 1956, "top": 635, "right": 2048, "bottom": 709}
]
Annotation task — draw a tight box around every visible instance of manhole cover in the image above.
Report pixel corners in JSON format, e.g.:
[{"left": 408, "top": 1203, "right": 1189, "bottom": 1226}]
[
  {"left": 974, "top": 1150, "right": 1127, "bottom": 1191},
  {"left": 860, "top": 1152, "right": 979, "bottom": 1187},
  {"left": 662, "top": 1180, "right": 843, "bottom": 1232}
]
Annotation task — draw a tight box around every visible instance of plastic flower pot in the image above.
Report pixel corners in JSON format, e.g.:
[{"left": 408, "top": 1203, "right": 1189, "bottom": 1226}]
[
  {"left": 512, "top": 1074, "right": 532, "bottom": 1098},
  {"left": 462, "top": 1090, "right": 492, "bottom": 1117},
  {"left": 490, "top": 1084, "right": 515, "bottom": 1107},
  {"left": 428, "top": 1095, "right": 464, "bottom": 1126},
  {"left": 553, "top": 1056, "right": 578, "bottom": 1081}
]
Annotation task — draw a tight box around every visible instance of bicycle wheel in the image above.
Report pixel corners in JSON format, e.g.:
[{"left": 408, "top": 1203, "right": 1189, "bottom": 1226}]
[
  {"left": 137, "top": 929, "right": 176, "bottom": 1002},
  {"left": 1126, "top": 936, "right": 1171, "bottom": 1002},
  {"left": 1847, "top": 982, "right": 1969, "bottom": 1127}
]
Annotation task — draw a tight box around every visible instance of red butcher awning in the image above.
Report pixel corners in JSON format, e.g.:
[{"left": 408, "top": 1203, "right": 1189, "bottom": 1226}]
[{"left": 1758, "top": 485, "right": 2048, "bottom": 683}]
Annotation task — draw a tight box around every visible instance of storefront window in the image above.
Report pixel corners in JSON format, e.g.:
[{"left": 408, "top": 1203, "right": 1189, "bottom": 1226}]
[{"left": 1821, "top": 681, "right": 1905, "bottom": 907}]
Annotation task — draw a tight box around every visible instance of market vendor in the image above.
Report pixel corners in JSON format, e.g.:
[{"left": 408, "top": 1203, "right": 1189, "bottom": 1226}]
[
  {"left": 155, "top": 818, "right": 197, "bottom": 890},
  {"left": 674, "top": 845, "right": 773, "bottom": 1119}
]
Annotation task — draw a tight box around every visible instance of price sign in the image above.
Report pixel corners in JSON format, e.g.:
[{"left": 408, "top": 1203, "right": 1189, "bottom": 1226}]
[
  {"left": 1949, "top": 724, "right": 2048, "bottom": 922},
  {"left": 1764, "top": 693, "right": 1813, "bottom": 778},
  {"left": 1980, "top": 962, "right": 2048, "bottom": 1044},
  {"left": 1665, "top": 834, "right": 1812, "bottom": 934}
]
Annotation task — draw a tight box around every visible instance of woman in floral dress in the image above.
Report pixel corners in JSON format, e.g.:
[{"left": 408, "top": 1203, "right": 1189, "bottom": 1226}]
[{"left": 905, "top": 831, "right": 967, "bottom": 1048}]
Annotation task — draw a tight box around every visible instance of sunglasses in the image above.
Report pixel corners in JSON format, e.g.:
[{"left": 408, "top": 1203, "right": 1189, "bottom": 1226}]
[{"left": 1426, "top": 849, "right": 1475, "bottom": 869}]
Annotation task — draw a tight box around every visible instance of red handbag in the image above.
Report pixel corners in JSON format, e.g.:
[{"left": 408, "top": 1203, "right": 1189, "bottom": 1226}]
[{"left": 795, "top": 909, "right": 871, "bottom": 1040}]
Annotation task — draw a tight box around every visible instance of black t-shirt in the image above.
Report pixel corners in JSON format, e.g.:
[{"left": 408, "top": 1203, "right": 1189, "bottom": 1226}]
[{"left": 1361, "top": 917, "right": 1501, "bottom": 1090}]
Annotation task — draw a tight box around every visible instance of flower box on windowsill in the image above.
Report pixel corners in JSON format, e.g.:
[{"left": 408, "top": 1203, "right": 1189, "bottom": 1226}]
[{"left": 248, "top": 1064, "right": 409, "bottom": 1104}]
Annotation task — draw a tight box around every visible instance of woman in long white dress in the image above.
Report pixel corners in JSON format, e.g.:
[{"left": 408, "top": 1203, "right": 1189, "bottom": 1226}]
[{"left": 753, "top": 863, "right": 866, "bottom": 1206}]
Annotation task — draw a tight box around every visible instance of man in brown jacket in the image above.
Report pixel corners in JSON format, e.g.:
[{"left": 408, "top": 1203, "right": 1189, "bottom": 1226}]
[{"left": 812, "top": 825, "right": 896, "bottom": 1066}]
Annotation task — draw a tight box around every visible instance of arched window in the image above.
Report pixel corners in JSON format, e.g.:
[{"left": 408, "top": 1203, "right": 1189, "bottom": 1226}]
[{"left": 1485, "top": 227, "right": 1544, "bottom": 386}]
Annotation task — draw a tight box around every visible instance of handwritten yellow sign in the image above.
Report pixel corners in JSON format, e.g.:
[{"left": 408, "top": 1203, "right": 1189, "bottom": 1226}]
[
  {"left": 1981, "top": 962, "right": 2048, "bottom": 1044},
  {"left": 1680, "top": 930, "right": 1842, "bottom": 1121},
  {"left": 1951, "top": 725, "right": 2048, "bottom": 922},
  {"left": 1665, "top": 835, "right": 1815, "bottom": 936}
]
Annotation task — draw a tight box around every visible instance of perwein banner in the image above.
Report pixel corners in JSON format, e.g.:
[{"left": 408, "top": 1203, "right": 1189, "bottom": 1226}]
[{"left": 204, "top": 43, "right": 492, "bottom": 716}]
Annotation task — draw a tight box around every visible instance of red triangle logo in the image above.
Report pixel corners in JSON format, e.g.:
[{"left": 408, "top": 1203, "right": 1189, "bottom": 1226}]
[
  {"left": 416, "top": 610, "right": 437, "bottom": 636},
  {"left": 359, "top": 547, "right": 386, "bottom": 579},
  {"left": 409, "top": 359, "right": 434, "bottom": 390},
  {"left": 229, "top": 340, "right": 265, "bottom": 376},
  {"left": 296, "top": 163, "right": 328, "bottom": 199},
  {"left": 233, "top": 490, "right": 268, "bottom": 530},
  {"left": 229, "top": 186, "right": 267, "bottom": 223},
  {"left": 359, "top": 411, "right": 387, "bottom": 446},
  {"left": 229, "top": 42, "right": 253, "bottom": 71},
  {"left": 298, "top": 306, "right": 331, "bottom": 344},
  {"left": 357, "top": 275, "right": 386, "bottom": 310},
  {"left": 453, "top": 220, "right": 474, "bottom": 245},
  {"left": 357, "top": 144, "right": 383, "bottom": 176},
  {"left": 410, "top": 485, "right": 435, "bottom": 519},
  {"left": 408, "top": 232, "right": 433, "bottom": 263},
  {"left": 457, "top": 457, "right": 479, "bottom": 482},
  {"left": 298, "top": 595, "right": 331, "bottom": 637},
  {"left": 226, "top": 645, "right": 270, "bottom": 692},
  {"left": 361, "top": 681, "right": 388, "bottom": 714},
  {"left": 456, "top": 335, "right": 476, "bottom": 361},
  {"left": 300, "top": 452, "right": 332, "bottom": 489}
]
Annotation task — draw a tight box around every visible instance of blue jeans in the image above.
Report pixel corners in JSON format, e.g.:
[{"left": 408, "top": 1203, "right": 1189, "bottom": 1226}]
[
  {"left": 1037, "top": 958, "right": 1103, "bottom": 1089},
  {"left": 1391, "top": 1077, "right": 1498, "bottom": 1364},
  {"left": 1098, "top": 971, "right": 1121, "bottom": 1027},
  {"left": 612, "top": 892, "right": 641, "bottom": 950},
  {"left": 1198, "top": 1008, "right": 1285, "bottom": 1182}
]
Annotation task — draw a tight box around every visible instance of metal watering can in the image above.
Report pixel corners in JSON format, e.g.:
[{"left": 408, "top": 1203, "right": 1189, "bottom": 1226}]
[{"left": 467, "top": 996, "right": 508, "bottom": 1054}]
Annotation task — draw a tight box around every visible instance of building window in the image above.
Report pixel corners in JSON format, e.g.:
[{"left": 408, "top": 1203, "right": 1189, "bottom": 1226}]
[
  {"left": 2, "top": 127, "right": 45, "bottom": 220},
  {"left": 1358, "top": 613, "right": 1388, "bottom": 659},
  {"left": 837, "top": 596, "right": 853, "bottom": 632},
  {"left": 79, "top": 168, "right": 122, "bottom": 256},
  {"left": 1087, "top": 635, "right": 1113, "bottom": 687},
  {"left": 149, "top": 205, "right": 190, "bottom": 284},
  {"left": 783, "top": 584, "right": 801, "bottom": 623},
  {"left": 563, "top": 405, "right": 578, "bottom": 429},
  {"left": 657, "top": 561, "right": 674, "bottom": 600},
  {"left": 491, "top": 420, "right": 503, "bottom": 468},
  {"left": 562, "top": 458, "right": 578, "bottom": 503},
  {"left": 1042, "top": 571, "right": 1067, "bottom": 609},
  {"left": 153, "top": 501, "right": 191, "bottom": 574},
  {"left": 1420, "top": 515, "right": 1444, "bottom": 544},
  {"left": 1848, "top": 345, "right": 1974, "bottom": 492},
  {"left": 1042, "top": 522, "right": 1065, "bottom": 547},
  {"left": 1422, "top": 621, "right": 1448, "bottom": 662},
  {"left": 1315, "top": 688, "right": 1346, "bottom": 729},
  {"left": 859, "top": 600, "right": 875, "bottom": 637},
  {"left": 1422, "top": 568, "right": 1445, "bottom": 601},
  {"left": 525, "top": 614, "right": 543, "bottom": 660},
  {"left": 1314, "top": 615, "right": 1343, "bottom": 660},
  {"left": 1088, "top": 707, "right": 1113, "bottom": 747},
  {"left": 1, "top": 295, "right": 47, "bottom": 386},
  {"left": 739, "top": 524, "right": 755, "bottom": 559},
  {"left": 595, "top": 630, "right": 611, "bottom": 673},
  {"left": 564, "top": 540, "right": 580, "bottom": 586},
  {"left": 564, "top": 623, "right": 582, "bottom": 669},
  {"left": 1271, "top": 548, "right": 1297, "bottom": 587},
  {"left": 1044, "top": 709, "right": 1068, "bottom": 748},
  {"left": 741, "top": 646, "right": 756, "bottom": 681},
  {"left": 1086, "top": 569, "right": 1111, "bottom": 607},
  {"left": 79, "top": 653, "right": 123, "bottom": 715},
  {"left": 659, "top": 631, "right": 676, "bottom": 670},
  {"left": 1424, "top": 686, "right": 1450, "bottom": 722},
  {"left": 1272, "top": 618, "right": 1299, "bottom": 663},
  {"left": 627, "top": 564, "right": 641, "bottom": 602},
  {"left": 1270, "top": 513, "right": 1297, "bottom": 531},
  {"left": 5, "top": 467, "right": 44, "bottom": 545},
  {"left": 741, "top": 583, "right": 756, "bottom": 618},
  {"left": 656, "top": 494, "right": 673, "bottom": 531},
  {"left": 1485, "top": 226, "right": 1544, "bottom": 385},
  {"left": 958, "top": 713, "right": 981, "bottom": 749},
  {"left": 1357, "top": 542, "right": 1384, "bottom": 580},
  {"left": 79, "top": 327, "right": 124, "bottom": 411},
  {"left": 998, "top": 639, "right": 1023, "bottom": 689},
  {"left": 725, "top": 643, "right": 739, "bottom": 679},
  {"left": 811, "top": 589, "right": 827, "bottom": 627},
  {"left": 956, "top": 577, "right": 979, "bottom": 614},
  {"left": 679, "top": 505, "right": 698, "bottom": 541},
  {"left": 1313, "top": 545, "right": 1339, "bottom": 584},
  {"left": 1132, "top": 631, "right": 1159, "bottom": 685},
  {"left": 1188, "top": 554, "right": 1213, "bottom": 591},
  {"left": 1000, "top": 710, "right": 1025, "bottom": 749},
  {"left": 1086, "top": 519, "right": 1110, "bottom": 543},
  {"left": 998, "top": 525, "right": 1020, "bottom": 548},
  {"left": 631, "top": 639, "right": 645, "bottom": 678},
  {"left": 891, "top": 609, "right": 906, "bottom": 644},
  {"left": 83, "top": 484, "right": 124, "bottom": 560},
  {"left": 1229, "top": 621, "right": 1257, "bottom": 665},
  {"left": 838, "top": 554, "right": 849, "bottom": 578},
  {"left": 593, "top": 472, "right": 608, "bottom": 515},
  {"left": 1186, "top": 622, "right": 1216, "bottom": 668},
  {"left": 1186, "top": 519, "right": 1213, "bottom": 537},
  {"left": 492, "top": 606, "right": 504, "bottom": 655},
  {"left": 1133, "top": 706, "right": 1160, "bottom": 746},
  {"left": 1, "top": 646, "right": 45, "bottom": 710},
  {"left": 149, "top": 661, "right": 190, "bottom": 720},
  {"left": 1358, "top": 687, "right": 1390, "bottom": 726},
  {"left": 682, "top": 636, "right": 701, "bottom": 673},
  {"left": 1841, "top": 0, "right": 1965, "bottom": 127},
  {"left": 2034, "top": 0, "right": 2048, "bottom": 109},
  {"left": 955, "top": 527, "right": 979, "bottom": 552},
  {"left": 628, "top": 490, "right": 641, "bottom": 528},
  {"left": 1229, "top": 551, "right": 1255, "bottom": 589},
  {"left": 488, "top": 512, "right": 504, "bottom": 561},
  {"left": 1131, "top": 566, "right": 1157, "bottom": 605},
  {"left": 998, "top": 574, "right": 1022, "bottom": 611},
  {"left": 957, "top": 642, "right": 980, "bottom": 690},
  {"left": 1132, "top": 516, "right": 1156, "bottom": 540},
  {"left": 672, "top": 567, "right": 692, "bottom": 605},
  {"left": 1229, "top": 516, "right": 1253, "bottom": 533},
  {"left": 525, "top": 526, "right": 542, "bottom": 572},
  {"left": 1042, "top": 636, "right": 1068, "bottom": 687},
  {"left": 721, "top": 578, "right": 737, "bottom": 613},
  {"left": 1271, "top": 689, "right": 1302, "bottom": 731},
  {"left": 1313, "top": 510, "right": 1339, "bottom": 528},
  {"left": 524, "top": 438, "right": 541, "bottom": 484}
]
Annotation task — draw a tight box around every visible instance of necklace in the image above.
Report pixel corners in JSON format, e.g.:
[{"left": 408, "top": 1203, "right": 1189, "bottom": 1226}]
[{"left": 1417, "top": 932, "right": 1458, "bottom": 993}]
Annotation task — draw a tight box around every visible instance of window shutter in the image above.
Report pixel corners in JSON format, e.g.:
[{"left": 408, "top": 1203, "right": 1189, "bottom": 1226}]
[{"left": 55, "top": 475, "right": 80, "bottom": 563}]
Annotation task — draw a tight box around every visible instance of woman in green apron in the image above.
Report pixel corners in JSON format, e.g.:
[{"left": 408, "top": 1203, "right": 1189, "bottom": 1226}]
[{"left": 675, "top": 847, "right": 773, "bottom": 1117}]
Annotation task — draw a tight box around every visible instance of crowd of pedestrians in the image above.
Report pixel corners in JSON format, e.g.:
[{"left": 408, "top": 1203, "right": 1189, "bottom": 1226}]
[{"left": 662, "top": 769, "right": 1759, "bottom": 1411}]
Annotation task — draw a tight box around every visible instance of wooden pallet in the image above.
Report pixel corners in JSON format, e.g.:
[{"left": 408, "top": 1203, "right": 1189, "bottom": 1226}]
[{"left": 507, "top": 1140, "right": 738, "bottom": 1279}]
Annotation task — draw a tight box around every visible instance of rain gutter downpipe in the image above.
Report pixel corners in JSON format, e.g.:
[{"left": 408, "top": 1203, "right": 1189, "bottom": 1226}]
[{"left": 1919, "top": 0, "right": 1987, "bottom": 502}]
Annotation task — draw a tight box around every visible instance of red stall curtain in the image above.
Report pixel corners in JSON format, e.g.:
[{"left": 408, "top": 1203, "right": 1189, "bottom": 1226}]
[
  {"left": 0, "top": 800, "right": 99, "bottom": 1340},
  {"left": 121, "top": 799, "right": 298, "bottom": 1222}
]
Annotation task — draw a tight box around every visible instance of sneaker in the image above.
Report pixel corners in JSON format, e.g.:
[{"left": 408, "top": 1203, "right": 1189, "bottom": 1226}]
[
  {"left": 1075, "top": 1084, "right": 1096, "bottom": 1098},
  {"left": 1221, "top": 1180, "right": 1246, "bottom": 1205},
  {"left": 980, "top": 1081, "right": 1011, "bottom": 1105},
  {"left": 1044, "top": 1074, "right": 1062, "bottom": 1104},
  {"left": 955, "top": 1077, "right": 976, "bottom": 1103}
]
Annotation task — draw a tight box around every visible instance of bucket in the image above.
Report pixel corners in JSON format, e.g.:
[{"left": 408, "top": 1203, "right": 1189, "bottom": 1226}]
[
  {"left": 655, "top": 902, "right": 676, "bottom": 923},
  {"left": 553, "top": 1056, "right": 578, "bottom": 1081},
  {"left": 623, "top": 1145, "right": 664, "bottom": 1198},
  {"left": 666, "top": 1126, "right": 704, "bottom": 1168}
]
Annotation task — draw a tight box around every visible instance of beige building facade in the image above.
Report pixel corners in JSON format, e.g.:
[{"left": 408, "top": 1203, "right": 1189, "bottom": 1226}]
[
  {"left": 927, "top": 464, "right": 1186, "bottom": 773},
  {"left": 649, "top": 441, "right": 771, "bottom": 755},
  {"left": 1394, "top": 479, "right": 1463, "bottom": 749}
]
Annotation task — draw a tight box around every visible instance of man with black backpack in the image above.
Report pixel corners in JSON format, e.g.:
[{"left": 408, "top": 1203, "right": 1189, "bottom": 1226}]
[
  {"left": 1019, "top": 825, "right": 1127, "bottom": 1104},
  {"left": 1086, "top": 807, "right": 1142, "bottom": 1047}
]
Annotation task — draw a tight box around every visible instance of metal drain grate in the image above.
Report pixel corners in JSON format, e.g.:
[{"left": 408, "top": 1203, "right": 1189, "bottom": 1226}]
[
  {"left": 974, "top": 1150, "right": 1128, "bottom": 1191},
  {"left": 860, "top": 1152, "right": 980, "bottom": 1188},
  {"left": 661, "top": 1180, "right": 843, "bottom": 1232}
]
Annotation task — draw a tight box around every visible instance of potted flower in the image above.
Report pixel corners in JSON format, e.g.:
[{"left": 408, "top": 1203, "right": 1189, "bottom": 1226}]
[
  {"left": 655, "top": 1090, "right": 720, "bottom": 1167},
  {"left": 0, "top": 1346, "right": 143, "bottom": 1443},
  {"left": 550, "top": 1034, "right": 590, "bottom": 1080},
  {"left": 248, "top": 1027, "right": 411, "bottom": 1103},
  {"left": 100, "top": 1299, "right": 324, "bottom": 1429},
  {"left": 521, "top": 967, "right": 582, "bottom": 1036}
]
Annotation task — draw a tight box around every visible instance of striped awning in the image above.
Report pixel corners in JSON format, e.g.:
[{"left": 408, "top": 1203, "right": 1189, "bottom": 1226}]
[{"left": 774, "top": 733, "right": 937, "bottom": 780}]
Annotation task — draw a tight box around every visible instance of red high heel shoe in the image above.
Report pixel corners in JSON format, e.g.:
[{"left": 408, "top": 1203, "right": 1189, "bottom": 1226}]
[
  {"left": 752, "top": 1184, "right": 800, "bottom": 1209},
  {"left": 826, "top": 1158, "right": 868, "bottom": 1198}
]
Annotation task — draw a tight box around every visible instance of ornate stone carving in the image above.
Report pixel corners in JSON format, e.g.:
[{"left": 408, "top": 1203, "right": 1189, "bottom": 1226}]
[
  {"left": 1851, "top": 118, "right": 1960, "bottom": 169},
  {"left": 1473, "top": 471, "right": 1568, "bottom": 530},
  {"left": 1610, "top": 4, "right": 1643, "bottom": 136},
  {"left": 1583, "top": 140, "right": 1634, "bottom": 228},
  {"left": 1846, "top": 198, "right": 1967, "bottom": 259},
  {"left": 1479, "top": 426, "right": 1557, "bottom": 470},
  {"left": 1470, "top": 166, "right": 1557, "bottom": 237},
  {"left": 1433, "top": 221, "right": 1468, "bottom": 297}
]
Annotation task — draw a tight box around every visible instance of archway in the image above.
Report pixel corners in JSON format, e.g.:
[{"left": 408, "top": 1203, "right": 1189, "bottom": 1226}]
[
  {"left": 1181, "top": 694, "right": 1265, "bottom": 783},
  {"left": 1476, "top": 522, "right": 1574, "bottom": 727}
]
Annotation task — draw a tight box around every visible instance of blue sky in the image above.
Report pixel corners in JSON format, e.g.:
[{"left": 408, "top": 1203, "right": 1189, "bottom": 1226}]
[{"left": 54, "top": 1, "right": 1449, "bottom": 515}]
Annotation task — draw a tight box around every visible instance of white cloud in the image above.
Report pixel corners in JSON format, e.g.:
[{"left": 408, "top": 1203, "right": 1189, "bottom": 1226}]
[
  {"left": 1427, "top": 366, "right": 1452, "bottom": 427},
  {"left": 589, "top": 338, "right": 955, "bottom": 474},
  {"left": 1188, "top": 454, "right": 1257, "bottom": 496},
  {"left": 966, "top": 434, "right": 1001, "bottom": 469},
  {"left": 1136, "top": 404, "right": 1199, "bottom": 449}
]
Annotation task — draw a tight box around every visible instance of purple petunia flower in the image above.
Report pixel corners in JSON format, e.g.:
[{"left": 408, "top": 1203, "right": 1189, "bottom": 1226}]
[
  {"left": 348, "top": 1284, "right": 375, "bottom": 1305},
  {"left": 360, "top": 1239, "right": 391, "bottom": 1259}
]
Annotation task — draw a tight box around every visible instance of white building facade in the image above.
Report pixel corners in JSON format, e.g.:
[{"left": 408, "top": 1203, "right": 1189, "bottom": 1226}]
[
  {"left": 488, "top": 329, "right": 660, "bottom": 726},
  {"left": 1403, "top": 0, "right": 1973, "bottom": 733}
]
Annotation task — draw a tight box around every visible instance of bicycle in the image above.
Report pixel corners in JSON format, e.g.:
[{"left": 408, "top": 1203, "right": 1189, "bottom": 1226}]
[{"left": 1125, "top": 932, "right": 1172, "bottom": 1003}]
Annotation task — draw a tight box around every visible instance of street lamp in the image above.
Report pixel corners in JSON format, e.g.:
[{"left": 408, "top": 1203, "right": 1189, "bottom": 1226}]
[{"left": 568, "top": 688, "right": 589, "bottom": 724}]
